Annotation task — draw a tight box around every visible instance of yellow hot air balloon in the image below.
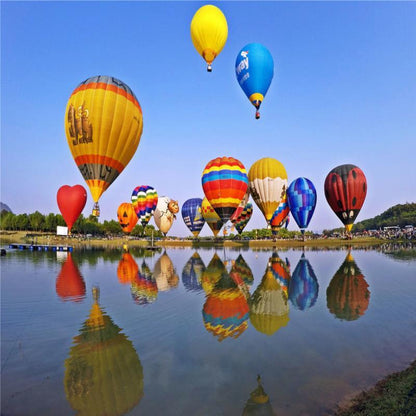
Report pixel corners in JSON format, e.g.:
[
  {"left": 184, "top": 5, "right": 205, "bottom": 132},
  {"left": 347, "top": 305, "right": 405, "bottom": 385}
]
[
  {"left": 190, "top": 4, "right": 228, "bottom": 72},
  {"left": 65, "top": 75, "right": 143, "bottom": 216},
  {"left": 248, "top": 158, "right": 288, "bottom": 226},
  {"left": 201, "top": 197, "right": 223, "bottom": 237}
]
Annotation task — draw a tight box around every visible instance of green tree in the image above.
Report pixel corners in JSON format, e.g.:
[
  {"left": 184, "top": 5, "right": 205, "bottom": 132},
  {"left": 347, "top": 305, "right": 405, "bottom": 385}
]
[
  {"left": 28, "top": 211, "right": 45, "bottom": 231},
  {"left": 44, "top": 213, "right": 58, "bottom": 232},
  {"left": 16, "top": 214, "right": 30, "bottom": 230}
]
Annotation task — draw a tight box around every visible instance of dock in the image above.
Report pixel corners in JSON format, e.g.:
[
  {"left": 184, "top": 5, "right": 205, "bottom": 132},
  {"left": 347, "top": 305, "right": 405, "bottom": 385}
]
[{"left": 8, "top": 243, "right": 73, "bottom": 252}]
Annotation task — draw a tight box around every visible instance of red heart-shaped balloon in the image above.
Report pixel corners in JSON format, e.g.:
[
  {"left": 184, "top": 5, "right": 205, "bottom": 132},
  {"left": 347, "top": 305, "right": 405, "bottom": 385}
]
[{"left": 57, "top": 185, "right": 87, "bottom": 232}]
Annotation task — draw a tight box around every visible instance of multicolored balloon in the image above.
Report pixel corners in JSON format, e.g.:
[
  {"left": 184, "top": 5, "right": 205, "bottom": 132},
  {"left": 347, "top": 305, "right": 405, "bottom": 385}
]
[
  {"left": 181, "top": 198, "right": 205, "bottom": 237},
  {"left": 270, "top": 194, "right": 290, "bottom": 235},
  {"left": 230, "top": 202, "right": 253, "bottom": 234},
  {"left": 190, "top": 4, "right": 228, "bottom": 72},
  {"left": 324, "top": 164, "right": 367, "bottom": 232},
  {"left": 201, "top": 197, "right": 223, "bottom": 237},
  {"left": 202, "top": 156, "right": 248, "bottom": 223},
  {"left": 235, "top": 43, "right": 274, "bottom": 119},
  {"left": 287, "top": 177, "right": 317, "bottom": 234},
  {"left": 154, "top": 197, "right": 179, "bottom": 236},
  {"left": 288, "top": 253, "right": 319, "bottom": 310},
  {"left": 117, "top": 202, "right": 138, "bottom": 234},
  {"left": 65, "top": 76, "right": 143, "bottom": 216},
  {"left": 57, "top": 185, "right": 87, "bottom": 233},
  {"left": 248, "top": 157, "right": 288, "bottom": 226},
  {"left": 131, "top": 185, "right": 158, "bottom": 228}
]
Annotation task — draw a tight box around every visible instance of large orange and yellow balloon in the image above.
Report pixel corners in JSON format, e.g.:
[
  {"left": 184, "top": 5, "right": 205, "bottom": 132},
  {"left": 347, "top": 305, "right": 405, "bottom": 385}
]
[{"left": 65, "top": 75, "right": 143, "bottom": 216}]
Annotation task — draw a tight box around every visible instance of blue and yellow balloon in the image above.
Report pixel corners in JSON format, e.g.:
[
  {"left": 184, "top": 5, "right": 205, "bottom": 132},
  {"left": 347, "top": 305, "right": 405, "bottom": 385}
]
[{"left": 235, "top": 43, "right": 274, "bottom": 119}]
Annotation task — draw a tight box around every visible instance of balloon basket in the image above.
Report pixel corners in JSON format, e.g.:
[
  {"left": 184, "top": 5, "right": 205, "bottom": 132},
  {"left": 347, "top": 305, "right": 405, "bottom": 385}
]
[
  {"left": 255, "top": 111, "right": 260, "bottom": 119},
  {"left": 207, "top": 64, "right": 212, "bottom": 72}
]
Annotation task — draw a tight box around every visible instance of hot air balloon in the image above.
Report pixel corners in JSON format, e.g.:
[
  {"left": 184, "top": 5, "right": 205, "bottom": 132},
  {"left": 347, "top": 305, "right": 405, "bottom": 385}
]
[
  {"left": 324, "top": 164, "right": 367, "bottom": 233},
  {"left": 235, "top": 43, "right": 274, "bottom": 119},
  {"left": 153, "top": 197, "right": 179, "bottom": 236},
  {"left": 131, "top": 185, "right": 158, "bottom": 229},
  {"left": 117, "top": 253, "right": 139, "bottom": 285},
  {"left": 56, "top": 253, "right": 86, "bottom": 302},
  {"left": 181, "top": 198, "right": 205, "bottom": 237},
  {"left": 270, "top": 194, "right": 290, "bottom": 236},
  {"left": 230, "top": 202, "right": 253, "bottom": 234},
  {"left": 57, "top": 185, "right": 87, "bottom": 233},
  {"left": 182, "top": 252, "right": 206, "bottom": 292},
  {"left": 65, "top": 75, "right": 143, "bottom": 216},
  {"left": 117, "top": 202, "right": 138, "bottom": 234},
  {"left": 201, "top": 197, "right": 223, "bottom": 237},
  {"left": 289, "top": 253, "right": 319, "bottom": 310},
  {"left": 190, "top": 4, "right": 228, "bottom": 72},
  {"left": 327, "top": 251, "right": 370, "bottom": 321},
  {"left": 249, "top": 260, "right": 289, "bottom": 336},
  {"left": 248, "top": 158, "right": 288, "bottom": 226},
  {"left": 202, "top": 156, "right": 248, "bottom": 224},
  {"left": 287, "top": 177, "right": 317, "bottom": 235},
  {"left": 64, "top": 287, "right": 143, "bottom": 416},
  {"left": 131, "top": 261, "right": 158, "bottom": 305},
  {"left": 202, "top": 258, "right": 249, "bottom": 341},
  {"left": 153, "top": 252, "right": 179, "bottom": 292}
]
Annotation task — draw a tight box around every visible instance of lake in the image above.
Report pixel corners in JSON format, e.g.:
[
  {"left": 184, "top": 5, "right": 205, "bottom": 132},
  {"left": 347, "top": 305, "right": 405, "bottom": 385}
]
[{"left": 1, "top": 243, "right": 415, "bottom": 415}]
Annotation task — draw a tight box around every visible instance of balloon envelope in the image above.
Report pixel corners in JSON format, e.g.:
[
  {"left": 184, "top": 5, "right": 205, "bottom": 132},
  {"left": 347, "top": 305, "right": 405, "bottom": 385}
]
[
  {"left": 287, "top": 177, "right": 317, "bottom": 233},
  {"left": 202, "top": 156, "right": 248, "bottom": 223},
  {"left": 201, "top": 197, "right": 223, "bottom": 237},
  {"left": 230, "top": 202, "right": 253, "bottom": 234},
  {"left": 65, "top": 76, "right": 143, "bottom": 213},
  {"left": 131, "top": 185, "right": 158, "bottom": 228},
  {"left": 235, "top": 43, "right": 274, "bottom": 118},
  {"left": 248, "top": 158, "right": 287, "bottom": 225},
  {"left": 190, "top": 4, "right": 228, "bottom": 71},
  {"left": 270, "top": 194, "right": 290, "bottom": 235},
  {"left": 117, "top": 203, "right": 138, "bottom": 234},
  {"left": 154, "top": 197, "right": 179, "bottom": 236},
  {"left": 181, "top": 198, "right": 205, "bottom": 237},
  {"left": 324, "top": 164, "right": 367, "bottom": 232},
  {"left": 57, "top": 185, "right": 87, "bottom": 232}
]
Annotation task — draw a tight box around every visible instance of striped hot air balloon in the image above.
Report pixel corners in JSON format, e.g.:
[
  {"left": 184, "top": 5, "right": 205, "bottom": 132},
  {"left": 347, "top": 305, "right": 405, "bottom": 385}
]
[
  {"left": 230, "top": 202, "right": 253, "bottom": 234},
  {"left": 131, "top": 185, "right": 158, "bottom": 228},
  {"left": 201, "top": 197, "right": 223, "bottom": 237},
  {"left": 65, "top": 76, "right": 143, "bottom": 216},
  {"left": 202, "top": 156, "right": 248, "bottom": 224}
]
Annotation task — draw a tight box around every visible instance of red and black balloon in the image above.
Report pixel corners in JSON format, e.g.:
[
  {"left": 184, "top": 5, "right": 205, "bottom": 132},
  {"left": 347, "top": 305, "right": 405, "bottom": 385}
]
[{"left": 324, "top": 164, "right": 367, "bottom": 232}]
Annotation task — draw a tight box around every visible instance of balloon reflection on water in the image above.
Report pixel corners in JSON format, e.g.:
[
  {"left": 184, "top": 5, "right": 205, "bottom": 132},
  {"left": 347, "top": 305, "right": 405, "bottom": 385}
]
[
  {"left": 64, "top": 287, "right": 143, "bottom": 416},
  {"left": 250, "top": 255, "right": 290, "bottom": 336},
  {"left": 117, "top": 252, "right": 138, "bottom": 285},
  {"left": 131, "top": 260, "right": 158, "bottom": 305},
  {"left": 153, "top": 251, "right": 179, "bottom": 291},
  {"left": 288, "top": 253, "right": 319, "bottom": 310},
  {"left": 270, "top": 252, "right": 291, "bottom": 295},
  {"left": 182, "top": 252, "right": 206, "bottom": 292},
  {"left": 326, "top": 251, "right": 370, "bottom": 321},
  {"left": 202, "top": 254, "right": 249, "bottom": 341},
  {"left": 55, "top": 253, "right": 86, "bottom": 302},
  {"left": 242, "top": 375, "right": 276, "bottom": 416}
]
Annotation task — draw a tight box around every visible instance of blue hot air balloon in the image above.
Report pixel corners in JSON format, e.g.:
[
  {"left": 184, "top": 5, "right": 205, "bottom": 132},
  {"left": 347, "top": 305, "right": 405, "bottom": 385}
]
[
  {"left": 288, "top": 253, "right": 319, "bottom": 310},
  {"left": 181, "top": 198, "right": 205, "bottom": 237},
  {"left": 235, "top": 43, "right": 274, "bottom": 119},
  {"left": 287, "top": 177, "right": 317, "bottom": 234}
]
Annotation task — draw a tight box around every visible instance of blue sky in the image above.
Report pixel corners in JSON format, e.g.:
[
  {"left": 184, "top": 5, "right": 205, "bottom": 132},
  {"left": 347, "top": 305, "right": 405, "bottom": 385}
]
[{"left": 2, "top": 1, "right": 415, "bottom": 237}]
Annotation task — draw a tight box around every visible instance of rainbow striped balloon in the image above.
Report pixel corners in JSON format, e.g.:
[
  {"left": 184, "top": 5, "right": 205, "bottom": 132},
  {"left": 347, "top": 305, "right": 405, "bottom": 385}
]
[
  {"left": 131, "top": 185, "right": 158, "bottom": 228},
  {"left": 201, "top": 156, "right": 248, "bottom": 223}
]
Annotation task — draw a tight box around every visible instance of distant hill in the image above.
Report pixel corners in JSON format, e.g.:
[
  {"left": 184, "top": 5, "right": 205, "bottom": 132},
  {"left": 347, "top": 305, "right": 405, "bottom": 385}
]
[
  {"left": 354, "top": 203, "right": 416, "bottom": 231},
  {"left": 0, "top": 202, "right": 12, "bottom": 213}
]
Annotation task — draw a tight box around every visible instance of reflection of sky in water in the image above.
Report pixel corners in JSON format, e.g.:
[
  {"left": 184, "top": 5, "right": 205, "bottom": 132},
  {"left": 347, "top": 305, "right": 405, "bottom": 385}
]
[{"left": 1, "top": 246, "right": 416, "bottom": 415}]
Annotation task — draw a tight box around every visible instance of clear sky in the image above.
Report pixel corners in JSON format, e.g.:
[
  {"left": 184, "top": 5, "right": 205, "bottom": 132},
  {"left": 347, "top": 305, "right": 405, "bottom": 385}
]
[{"left": 2, "top": 1, "right": 415, "bottom": 237}]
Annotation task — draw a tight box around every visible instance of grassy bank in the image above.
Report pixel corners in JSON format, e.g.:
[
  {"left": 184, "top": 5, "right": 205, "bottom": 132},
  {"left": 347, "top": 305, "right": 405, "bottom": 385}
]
[
  {"left": 1, "top": 230, "right": 387, "bottom": 250},
  {"left": 333, "top": 360, "right": 416, "bottom": 416}
]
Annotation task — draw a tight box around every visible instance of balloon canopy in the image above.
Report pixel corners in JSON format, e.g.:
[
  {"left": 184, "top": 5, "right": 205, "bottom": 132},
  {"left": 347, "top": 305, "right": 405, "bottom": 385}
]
[
  {"left": 190, "top": 4, "right": 228, "bottom": 72},
  {"left": 201, "top": 197, "right": 223, "bottom": 237},
  {"left": 65, "top": 75, "right": 143, "bottom": 216},
  {"left": 202, "top": 156, "right": 248, "bottom": 224},
  {"left": 57, "top": 185, "right": 87, "bottom": 232},
  {"left": 230, "top": 202, "right": 253, "bottom": 234},
  {"left": 287, "top": 177, "right": 317, "bottom": 234},
  {"left": 270, "top": 194, "right": 290, "bottom": 235},
  {"left": 324, "top": 164, "right": 367, "bottom": 232},
  {"left": 181, "top": 198, "right": 205, "bottom": 237},
  {"left": 235, "top": 43, "right": 274, "bottom": 119},
  {"left": 131, "top": 185, "right": 158, "bottom": 228},
  {"left": 154, "top": 197, "right": 179, "bottom": 236},
  {"left": 117, "top": 202, "right": 138, "bottom": 234},
  {"left": 248, "top": 157, "right": 288, "bottom": 225}
]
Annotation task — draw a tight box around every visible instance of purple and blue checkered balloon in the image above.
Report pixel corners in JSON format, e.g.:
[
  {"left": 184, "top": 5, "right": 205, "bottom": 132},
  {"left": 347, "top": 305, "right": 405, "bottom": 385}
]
[{"left": 287, "top": 177, "right": 317, "bottom": 234}]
